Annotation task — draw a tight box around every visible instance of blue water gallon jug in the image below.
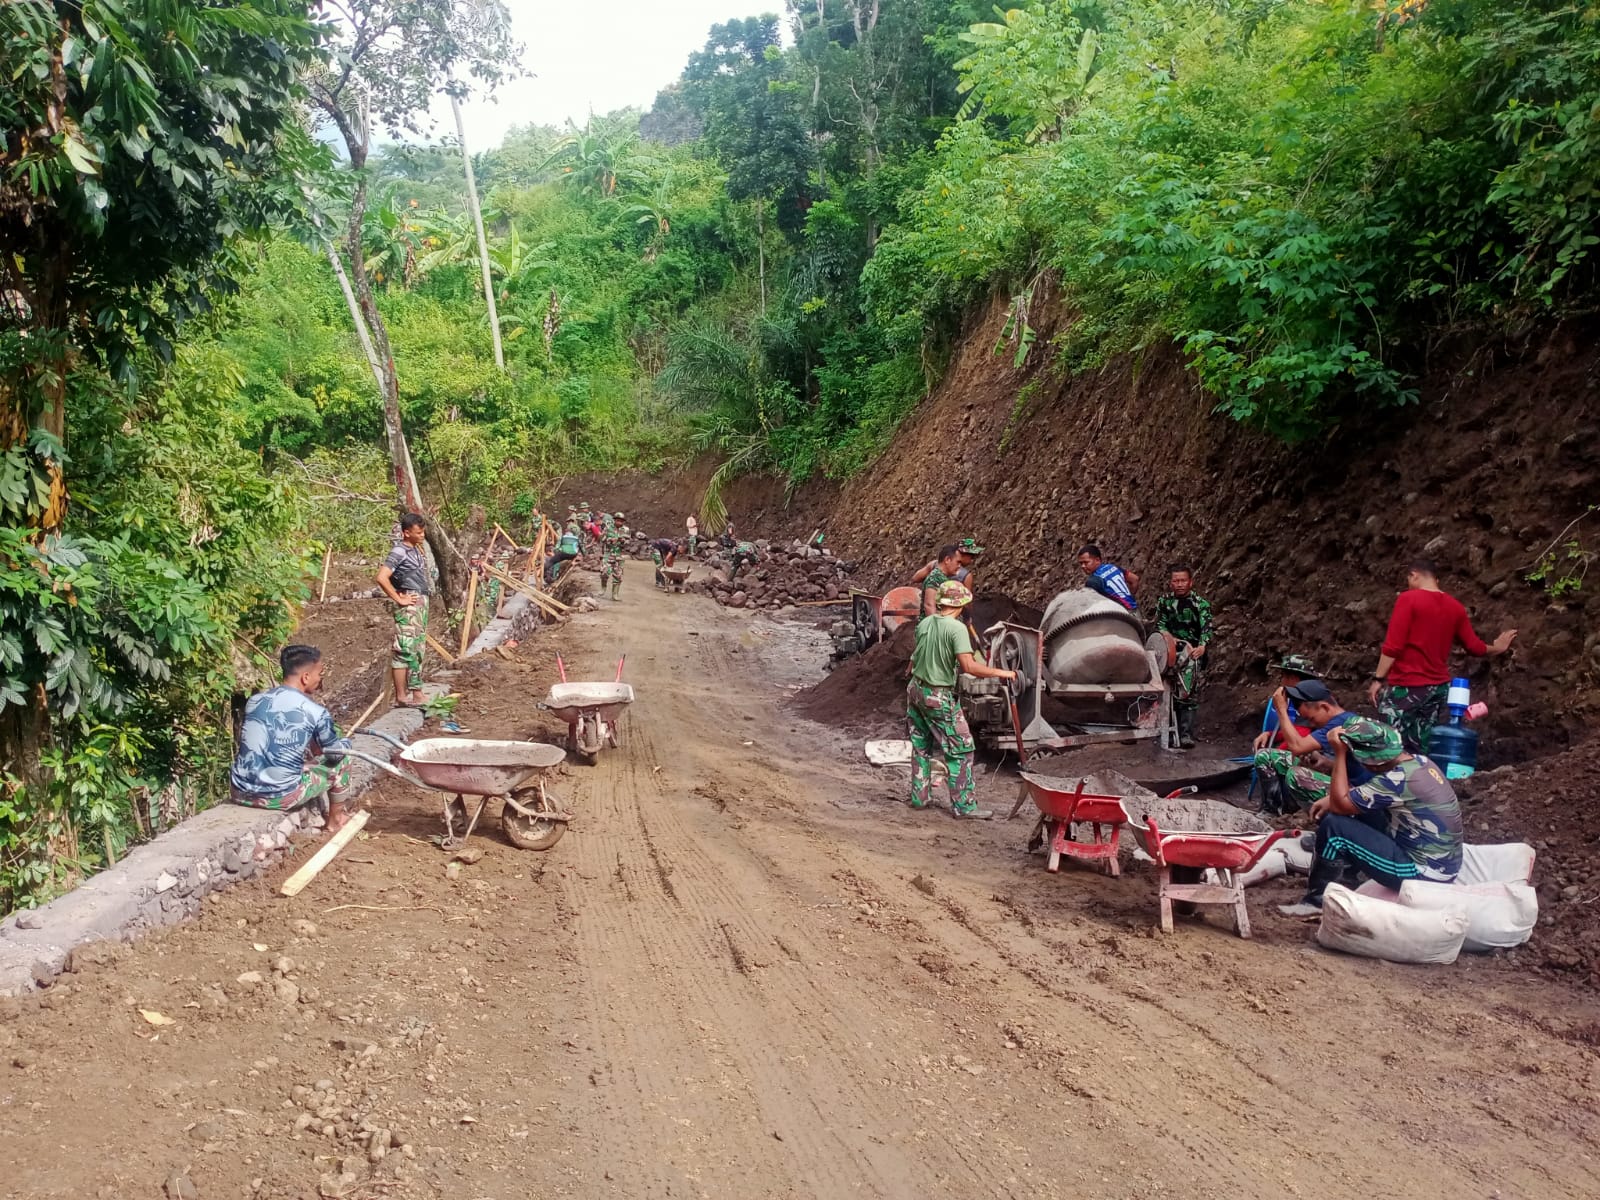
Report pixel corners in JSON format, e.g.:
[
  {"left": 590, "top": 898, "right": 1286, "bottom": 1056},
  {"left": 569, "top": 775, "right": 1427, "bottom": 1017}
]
[{"left": 1429, "top": 720, "right": 1478, "bottom": 780}]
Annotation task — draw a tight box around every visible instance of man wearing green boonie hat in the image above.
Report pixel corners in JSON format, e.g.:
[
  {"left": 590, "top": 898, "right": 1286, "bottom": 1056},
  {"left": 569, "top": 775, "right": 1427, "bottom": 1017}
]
[
  {"left": 1277, "top": 714, "right": 1464, "bottom": 917},
  {"left": 906, "top": 579, "right": 1017, "bottom": 820}
]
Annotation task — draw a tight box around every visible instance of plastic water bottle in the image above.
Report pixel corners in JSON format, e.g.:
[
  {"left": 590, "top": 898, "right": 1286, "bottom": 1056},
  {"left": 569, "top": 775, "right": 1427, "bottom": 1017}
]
[{"left": 1428, "top": 676, "right": 1478, "bottom": 780}]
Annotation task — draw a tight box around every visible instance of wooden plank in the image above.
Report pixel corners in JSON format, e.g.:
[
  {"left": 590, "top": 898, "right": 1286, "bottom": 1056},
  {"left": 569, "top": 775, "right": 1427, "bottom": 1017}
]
[
  {"left": 279, "top": 810, "right": 371, "bottom": 898},
  {"left": 425, "top": 633, "right": 458, "bottom": 664},
  {"left": 459, "top": 568, "right": 479, "bottom": 656},
  {"left": 318, "top": 544, "right": 333, "bottom": 602}
]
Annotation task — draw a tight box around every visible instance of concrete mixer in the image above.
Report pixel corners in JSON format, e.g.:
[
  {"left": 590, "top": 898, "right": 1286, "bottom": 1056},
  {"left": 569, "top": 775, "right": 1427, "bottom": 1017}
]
[{"left": 959, "top": 589, "right": 1175, "bottom": 752}]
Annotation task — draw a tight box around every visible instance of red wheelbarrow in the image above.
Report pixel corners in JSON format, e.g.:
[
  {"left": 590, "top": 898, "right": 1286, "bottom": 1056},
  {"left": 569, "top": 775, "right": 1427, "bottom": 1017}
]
[
  {"left": 1016, "top": 773, "right": 1131, "bottom": 876},
  {"left": 1128, "top": 819, "right": 1297, "bottom": 939}
]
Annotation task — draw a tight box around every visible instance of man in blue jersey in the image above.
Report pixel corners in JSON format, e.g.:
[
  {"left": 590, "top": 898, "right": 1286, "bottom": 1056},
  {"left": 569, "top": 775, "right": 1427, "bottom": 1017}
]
[
  {"left": 230, "top": 645, "right": 356, "bottom": 831},
  {"left": 1077, "top": 544, "right": 1139, "bottom": 611}
]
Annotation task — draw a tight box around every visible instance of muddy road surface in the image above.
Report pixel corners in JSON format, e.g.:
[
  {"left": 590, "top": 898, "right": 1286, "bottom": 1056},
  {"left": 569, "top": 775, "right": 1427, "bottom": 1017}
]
[{"left": 3, "top": 592, "right": 1598, "bottom": 1199}]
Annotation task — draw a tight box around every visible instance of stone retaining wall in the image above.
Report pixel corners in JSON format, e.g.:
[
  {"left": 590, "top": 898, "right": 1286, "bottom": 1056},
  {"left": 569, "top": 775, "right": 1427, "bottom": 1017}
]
[{"left": 0, "top": 701, "right": 429, "bottom": 996}]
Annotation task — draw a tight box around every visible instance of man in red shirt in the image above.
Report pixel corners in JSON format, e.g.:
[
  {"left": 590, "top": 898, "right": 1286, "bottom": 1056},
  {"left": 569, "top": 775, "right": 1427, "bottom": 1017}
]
[{"left": 1366, "top": 559, "right": 1516, "bottom": 753}]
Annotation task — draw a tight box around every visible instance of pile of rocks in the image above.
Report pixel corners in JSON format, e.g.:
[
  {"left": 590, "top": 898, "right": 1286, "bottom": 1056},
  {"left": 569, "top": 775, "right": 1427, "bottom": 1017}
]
[{"left": 693, "top": 539, "right": 858, "bottom": 610}]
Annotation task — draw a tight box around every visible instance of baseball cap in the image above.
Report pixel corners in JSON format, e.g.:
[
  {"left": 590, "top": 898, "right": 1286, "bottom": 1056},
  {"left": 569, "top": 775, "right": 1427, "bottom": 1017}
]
[
  {"left": 1286, "top": 679, "right": 1332, "bottom": 704},
  {"left": 936, "top": 580, "right": 974, "bottom": 608},
  {"left": 1270, "top": 654, "right": 1322, "bottom": 678}
]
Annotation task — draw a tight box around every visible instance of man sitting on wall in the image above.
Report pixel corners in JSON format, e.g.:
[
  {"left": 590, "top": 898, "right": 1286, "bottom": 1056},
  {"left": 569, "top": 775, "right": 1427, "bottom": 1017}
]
[{"left": 230, "top": 645, "right": 356, "bottom": 833}]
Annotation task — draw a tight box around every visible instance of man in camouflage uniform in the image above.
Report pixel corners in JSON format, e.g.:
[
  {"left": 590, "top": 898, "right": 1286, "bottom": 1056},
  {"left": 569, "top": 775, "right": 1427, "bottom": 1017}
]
[
  {"left": 906, "top": 581, "right": 1018, "bottom": 819},
  {"left": 1152, "top": 565, "right": 1214, "bottom": 748},
  {"left": 729, "top": 539, "right": 759, "bottom": 581},
  {"left": 1278, "top": 715, "right": 1463, "bottom": 917},
  {"left": 600, "top": 511, "right": 628, "bottom": 600},
  {"left": 375, "top": 513, "right": 431, "bottom": 707}
]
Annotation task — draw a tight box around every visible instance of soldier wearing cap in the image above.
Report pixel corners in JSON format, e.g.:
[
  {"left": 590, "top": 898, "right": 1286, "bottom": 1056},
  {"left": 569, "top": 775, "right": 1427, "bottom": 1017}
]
[
  {"left": 912, "top": 536, "right": 984, "bottom": 589},
  {"left": 600, "top": 512, "right": 628, "bottom": 600},
  {"left": 1278, "top": 715, "right": 1463, "bottom": 917},
  {"left": 905, "top": 580, "right": 1017, "bottom": 820},
  {"left": 1251, "top": 679, "right": 1375, "bottom": 814}
]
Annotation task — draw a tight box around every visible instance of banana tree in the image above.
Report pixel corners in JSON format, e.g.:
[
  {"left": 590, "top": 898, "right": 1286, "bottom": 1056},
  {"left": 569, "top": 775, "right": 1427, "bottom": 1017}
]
[{"left": 362, "top": 193, "right": 425, "bottom": 289}]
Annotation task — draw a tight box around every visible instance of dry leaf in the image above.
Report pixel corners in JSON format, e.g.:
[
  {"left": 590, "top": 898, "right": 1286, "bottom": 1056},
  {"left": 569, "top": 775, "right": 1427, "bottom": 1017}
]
[{"left": 139, "top": 1009, "right": 176, "bottom": 1027}]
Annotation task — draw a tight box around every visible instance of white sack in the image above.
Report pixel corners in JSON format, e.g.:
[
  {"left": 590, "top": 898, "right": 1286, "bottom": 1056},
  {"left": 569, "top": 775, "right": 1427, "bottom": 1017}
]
[
  {"left": 1316, "top": 883, "right": 1468, "bottom": 965},
  {"left": 1457, "top": 843, "right": 1536, "bottom": 886},
  {"left": 1399, "top": 878, "right": 1537, "bottom": 952}
]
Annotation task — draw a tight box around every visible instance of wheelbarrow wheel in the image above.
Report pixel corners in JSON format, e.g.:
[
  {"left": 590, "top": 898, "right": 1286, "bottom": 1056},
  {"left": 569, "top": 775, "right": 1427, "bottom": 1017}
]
[{"left": 502, "top": 801, "right": 566, "bottom": 851}]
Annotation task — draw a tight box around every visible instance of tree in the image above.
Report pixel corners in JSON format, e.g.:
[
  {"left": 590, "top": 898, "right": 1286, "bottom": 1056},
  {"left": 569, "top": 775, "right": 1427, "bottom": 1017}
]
[
  {"left": 683, "top": 17, "right": 816, "bottom": 311},
  {"left": 304, "top": 0, "right": 518, "bottom": 598},
  {"left": 540, "top": 112, "right": 648, "bottom": 198},
  {"left": 0, "top": 0, "right": 324, "bottom": 861}
]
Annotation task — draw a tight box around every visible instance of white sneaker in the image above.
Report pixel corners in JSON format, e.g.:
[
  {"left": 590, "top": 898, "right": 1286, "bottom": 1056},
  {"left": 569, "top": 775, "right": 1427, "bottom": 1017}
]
[{"left": 1277, "top": 901, "right": 1322, "bottom": 918}]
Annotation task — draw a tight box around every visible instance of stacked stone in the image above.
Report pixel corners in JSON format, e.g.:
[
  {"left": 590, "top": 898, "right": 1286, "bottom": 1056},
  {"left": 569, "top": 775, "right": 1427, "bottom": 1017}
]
[{"left": 692, "top": 539, "right": 858, "bottom": 610}]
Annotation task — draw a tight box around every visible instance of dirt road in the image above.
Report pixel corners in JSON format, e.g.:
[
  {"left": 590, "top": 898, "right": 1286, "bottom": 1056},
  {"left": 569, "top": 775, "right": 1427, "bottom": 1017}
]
[{"left": 3, "top": 592, "right": 1598, "bottom": 1199}]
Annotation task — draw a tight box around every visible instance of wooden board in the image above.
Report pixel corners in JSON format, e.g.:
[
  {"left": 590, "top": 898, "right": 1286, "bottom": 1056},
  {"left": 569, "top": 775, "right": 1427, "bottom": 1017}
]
[{"left": 279, "top": 810, "right": 371, "bottom": 898}]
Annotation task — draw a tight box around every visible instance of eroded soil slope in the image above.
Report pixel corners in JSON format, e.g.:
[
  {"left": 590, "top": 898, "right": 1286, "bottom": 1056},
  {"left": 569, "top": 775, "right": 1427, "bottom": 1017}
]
[{"left": 822, "top": 286, "right": 1600, "bottom": 759}]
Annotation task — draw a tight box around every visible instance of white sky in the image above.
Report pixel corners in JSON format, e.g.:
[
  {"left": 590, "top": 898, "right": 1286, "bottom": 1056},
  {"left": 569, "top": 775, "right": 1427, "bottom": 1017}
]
[{"left": 435, "top": 1, "right": 782, "bottom": 149}]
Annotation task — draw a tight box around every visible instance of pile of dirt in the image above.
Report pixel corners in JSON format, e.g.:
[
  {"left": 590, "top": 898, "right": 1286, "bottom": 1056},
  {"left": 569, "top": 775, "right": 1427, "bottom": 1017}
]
[
  {"left": 794, "top": 621, "right": 916, "bottom": 733},
  {"left": 1456, "top": 735, "right": 1600, "bottom": 987},
  {"left": 693, "top": 539, "right": 857, "bottom": 609}
]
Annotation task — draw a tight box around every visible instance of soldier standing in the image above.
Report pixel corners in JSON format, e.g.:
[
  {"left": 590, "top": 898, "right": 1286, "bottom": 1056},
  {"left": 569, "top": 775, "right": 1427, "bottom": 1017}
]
[
  {"left": 1153, "top": 565, "right": 1213, "bottom": 748},
  {"left": 600, "top": 512, "right": 629, "bottom": 600}
]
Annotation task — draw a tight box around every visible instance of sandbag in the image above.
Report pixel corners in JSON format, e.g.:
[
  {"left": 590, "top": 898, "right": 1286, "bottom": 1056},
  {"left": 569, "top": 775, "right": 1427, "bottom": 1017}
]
[
  {"left": 1399, "top": 878, "right": 1537, "bottom": 952},
  {"left": 1279, "top": 839, "right": 1314, "bottom": 874},
  {"left": 1457, "top": 843, "right": 1536, "bottom": 886},
  {"left": 1316, "top": 883, "right": 1468, "bottom": 965}
]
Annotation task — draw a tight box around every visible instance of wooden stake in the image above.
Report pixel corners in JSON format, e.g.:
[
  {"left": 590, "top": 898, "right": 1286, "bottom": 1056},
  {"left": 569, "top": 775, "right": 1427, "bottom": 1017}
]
[
  {"left": 459, "top": 567, "right": 479, "bottom": 655},
  {"left": 279, "top": 810, "right": 371, "bottom": 898},
  {"left": 425, "top": 633, "right": 458, "bottom": 664},
  {"left": 318, "top": 545, "right": 333, "bottom": 602}
]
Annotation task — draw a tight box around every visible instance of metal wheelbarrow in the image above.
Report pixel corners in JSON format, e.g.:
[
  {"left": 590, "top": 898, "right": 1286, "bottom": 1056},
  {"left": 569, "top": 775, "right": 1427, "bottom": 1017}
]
[
  {"left": 1017, "top": 773, "right": 1131, "bottom": 876},
  {"left": 658, "top": 564, "right": 692, "bottom": 593},
  {"left": 344, "top": 728, "right": 571, "bottom": 850},
  {"left": 1126, "top": 818, "right": 1298, "bottom": 939},
  {"left": 539, "top": 655, "right": 634, "bottom": 765}
]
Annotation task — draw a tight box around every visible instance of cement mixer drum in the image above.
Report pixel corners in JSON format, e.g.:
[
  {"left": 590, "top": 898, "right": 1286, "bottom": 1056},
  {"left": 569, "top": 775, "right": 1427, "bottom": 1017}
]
[{"left": 1039, "top": 589, "right": 1151, "bottom": 686}]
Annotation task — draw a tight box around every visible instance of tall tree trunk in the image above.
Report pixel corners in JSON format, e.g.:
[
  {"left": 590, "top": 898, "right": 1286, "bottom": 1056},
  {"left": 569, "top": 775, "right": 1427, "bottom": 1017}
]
[
  {"left": 343, "top": 180, "right": 467, "bottom": 600},
  {"left": 756, "top": 200, "right": 767, "bottom": 316},
  {"left": 451, "top": 93, "right": 504, "bottom": 372}
]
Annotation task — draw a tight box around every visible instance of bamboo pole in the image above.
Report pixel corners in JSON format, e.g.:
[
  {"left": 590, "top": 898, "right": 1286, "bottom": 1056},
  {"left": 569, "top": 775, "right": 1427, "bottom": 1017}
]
[
  {"left": 478, "top": 561, "right": 571, "bottom": 616},
  {"left": 459, "top": 566, "right": 479, "bottom": 656},
  {"left": 425, "top": 633, "right": 458, "bottom": 664},
  {"left": 318, "top": 544, "right": 333, "bottom": 602},
  {"left": 280, "top": 810, "right": 371, "bottom": 898}
]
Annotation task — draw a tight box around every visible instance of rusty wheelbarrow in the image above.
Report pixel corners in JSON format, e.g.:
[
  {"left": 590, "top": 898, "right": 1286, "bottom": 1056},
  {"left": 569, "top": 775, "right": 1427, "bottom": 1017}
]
[
  {"left": 658, "top": 564, "right": 692, "bottom": 593},
  {"left": 1126, "top": 819, "right": 1298, "bottom": 938},
  {"left": 346, "top": 728, "right": 571, "bottom": 850}
]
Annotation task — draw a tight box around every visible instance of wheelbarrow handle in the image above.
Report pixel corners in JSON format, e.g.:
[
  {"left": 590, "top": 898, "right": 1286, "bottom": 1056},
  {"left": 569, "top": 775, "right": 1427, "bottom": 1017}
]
[
  {"left": 355, "top": 726, "right": 409, "bottom": 753},
  {"left": 338, "top": 747, "right": 418, "bottom": 785}
]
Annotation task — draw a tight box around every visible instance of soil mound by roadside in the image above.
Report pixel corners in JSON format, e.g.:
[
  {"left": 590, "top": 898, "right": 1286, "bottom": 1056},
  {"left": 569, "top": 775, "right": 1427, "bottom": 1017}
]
[
  {"left": 794, "top": 622, "right": 915, "bottom": 734},
  {"left": 1457, "top": 735, "right": 1600, "bottom": 987}
]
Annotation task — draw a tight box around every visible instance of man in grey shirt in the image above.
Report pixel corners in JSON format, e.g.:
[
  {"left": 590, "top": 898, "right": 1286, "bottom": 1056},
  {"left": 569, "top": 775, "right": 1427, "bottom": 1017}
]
[{"left": 376, "top": 513, "right": 432, "bottom": 707}]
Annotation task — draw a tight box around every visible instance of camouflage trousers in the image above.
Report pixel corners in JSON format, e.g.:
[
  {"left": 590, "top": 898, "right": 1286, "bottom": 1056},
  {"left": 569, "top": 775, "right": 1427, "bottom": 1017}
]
[
  {"left": 391, "top": 597, "right": 428, "bottom": 691},
  {"left": 230, "top": 758, "right": 351, "bottom": 815},
  {"left": 600, "top": 550, "right": 624, "bottom": 586},
  {"left": 906, "top": 680, "right": 976, "bottom": 813},
  {"left": 1378, "top": 683, "right": 1449, "bottom": 754},
  {"left": 1252, "top": 748, "right": 1330, "bottom": 813},
  {"left": 687, "top": 534, "right": 698, "bottom": 557}
]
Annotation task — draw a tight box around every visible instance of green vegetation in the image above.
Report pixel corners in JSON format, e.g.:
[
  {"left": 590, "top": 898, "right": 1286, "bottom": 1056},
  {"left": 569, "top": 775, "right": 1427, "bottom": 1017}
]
[{"left": 5, "top": 0, "right": 1600, "bottom": 908}]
